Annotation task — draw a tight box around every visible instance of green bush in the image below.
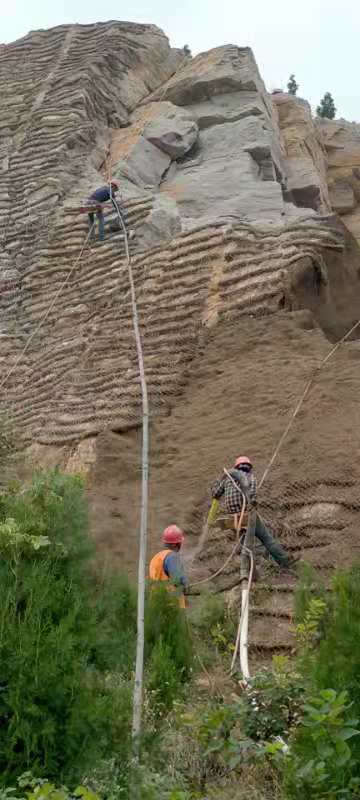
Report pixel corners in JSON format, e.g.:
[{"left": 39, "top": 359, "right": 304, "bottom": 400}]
[
  {"left": 93, "top": 574, "right": 136, "bottom": 675},
  {"left": 190, "top": 593, "right": 227, "bottom": 631},
  {"left": 294, "top": 562, "right": 326, "bottom": 624},
  {"left": 238, "top": 656, "right": 305, "bottom": 742},
  {"left": 190, "top": 593, "right": 236, "bottom": 655},
  {"left": 306, "top": 564, "right": 360, "bottom": 764},
  {"left": 145, "top": 585, "right": 193, "bottom": 711},
  {"left": 268, "top": 689, "right": 360, "bottom": 800},
  {"left": 262, "top": 563, "right": 360, "bottom": 798},
  {"left": 0, "top": 471, "right": 133, "bottom": 785}
]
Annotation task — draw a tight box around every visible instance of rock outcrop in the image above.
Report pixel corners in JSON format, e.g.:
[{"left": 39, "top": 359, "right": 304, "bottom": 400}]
[
  {"left": 319, "top": 119, "right": 360, "bottom": 243},
  {"left": 272, "top": 92, "right": 330, "bottom": 212},
  {"left": 1, "top": 29, "right": 354, "bottom": 449},
  {"left": 1, "top": 23, "right": 360, "bottom": 645}
]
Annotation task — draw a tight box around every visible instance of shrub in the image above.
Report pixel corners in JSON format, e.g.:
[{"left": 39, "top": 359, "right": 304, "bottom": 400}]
[
  {"left": 268, "top": 689, "right": 360, "bottom": 800},
  {"left": 145, "top": 585, "right": 193, "bottom": 711},
  {"left": 93, "top": 573, "right": 136, "bottom": 675},
  {"left": 238, "top": 656, "right": 305, "bottom": 742},
  {"left": 306, "top": 564, "right": 360, "bottom": 765},
  {"left": 263, "top": 563, "right": 360, "bottom": 798},
  {"left": 294, "top": 561, "right": 324, "bottom": 623},
  {"left": 190, "top": 593, "right": 236, "bottom": 655},
  {"left": 0, "top": 773, "right": 99, "bottom": 800},
  {"left": 0, "top": 471, "right": 133, "bottom": 785}
]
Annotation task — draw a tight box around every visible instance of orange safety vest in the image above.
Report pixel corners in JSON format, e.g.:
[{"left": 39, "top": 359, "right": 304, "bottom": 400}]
[{"left": 149, "top": 549, "right": 186, "bottom": 609}]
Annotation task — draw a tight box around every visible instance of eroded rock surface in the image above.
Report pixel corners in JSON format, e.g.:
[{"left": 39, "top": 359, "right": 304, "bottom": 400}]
[
  {"left": 320, "top": 119, "right": 360, "bottom": 243},
  {"left": 1, "top": 22, "right": 360, "bottom": 660},
  {"left": 272, "top": 92, "right": 330, "bottom": 212},
  {"left": 0, "top": 28, "right": 359, "bottom": 450}
]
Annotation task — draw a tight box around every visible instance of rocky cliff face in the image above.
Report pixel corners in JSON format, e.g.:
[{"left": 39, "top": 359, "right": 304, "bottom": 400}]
[
  {"left": 1, "top": 24, "right": 360, "bottom": 653},
  {"left": 319, "top": 118, "right": 360, "bottom": 243}
]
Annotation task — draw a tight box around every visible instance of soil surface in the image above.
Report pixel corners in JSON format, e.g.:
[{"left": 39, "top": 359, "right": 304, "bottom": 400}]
[{"left": 88, "top": 310, "right": 360, "bottom": 656}]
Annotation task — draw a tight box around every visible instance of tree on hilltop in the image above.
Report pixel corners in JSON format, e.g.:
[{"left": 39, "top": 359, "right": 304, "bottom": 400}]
[
  {"left": 287, "top": 74, "right": 299, "bottom": 95},
  {"left": 317, "top": 92, "right": 336, "bottom": 119}
]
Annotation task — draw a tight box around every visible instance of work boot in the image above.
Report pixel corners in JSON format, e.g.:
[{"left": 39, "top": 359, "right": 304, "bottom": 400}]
[{"left": 283, "top": 558, "right": 300, "bottom": 577}]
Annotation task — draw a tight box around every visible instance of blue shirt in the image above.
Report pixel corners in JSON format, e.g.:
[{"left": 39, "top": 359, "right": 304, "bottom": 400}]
[
  {"left": 89, "top": 185, "right": 114, "bottom": 203},
  {"left": 163, "top": 552, "right": 187, "bottom": 587}
]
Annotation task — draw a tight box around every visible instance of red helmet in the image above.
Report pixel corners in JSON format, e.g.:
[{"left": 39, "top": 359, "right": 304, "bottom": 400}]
[
  {"left": 110, "top": 180, "right": 118, "bottom": 190},
  {"left": 162, "top": 525, "right": 184, "bottom": 545},
  {"left": 234, "top": 455, "right": 252, "bottom": 469}
]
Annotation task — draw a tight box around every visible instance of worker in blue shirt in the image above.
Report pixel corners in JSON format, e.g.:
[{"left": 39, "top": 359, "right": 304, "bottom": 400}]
[
  {"left": 87, "top": 181, "right": 119, "bottom": 241},
  {"left": 149, "top": 525, "right": 188, "bottom": 608}
]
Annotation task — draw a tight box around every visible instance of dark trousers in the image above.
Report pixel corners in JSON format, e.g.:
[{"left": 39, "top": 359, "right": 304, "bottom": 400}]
[
  {"left": 254, "top": 513, "right": 289, "bottom": 567},
  {"left": 88, "top": 209, "right": 105, "bottom": 240}
]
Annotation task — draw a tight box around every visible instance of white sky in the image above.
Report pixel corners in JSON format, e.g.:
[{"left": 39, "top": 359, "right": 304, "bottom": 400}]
[{"left": 2, "top": 0, "right": 359, "bottom": 121}]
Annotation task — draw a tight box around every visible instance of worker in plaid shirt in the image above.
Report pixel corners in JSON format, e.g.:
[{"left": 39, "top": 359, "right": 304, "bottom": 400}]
[{"left": 211, "top": 455, "right": 291, "bottom": 568}]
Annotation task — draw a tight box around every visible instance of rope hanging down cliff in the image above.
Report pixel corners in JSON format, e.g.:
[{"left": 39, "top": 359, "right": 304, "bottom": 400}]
[{"left": 0, "top": 223, "right": 95, "bottom": 397}]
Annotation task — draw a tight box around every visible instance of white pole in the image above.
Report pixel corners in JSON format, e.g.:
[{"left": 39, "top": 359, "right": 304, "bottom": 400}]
[
  {"left": 239, "top": 586, "right": 250, "bottom": 680},
  {"left": 112, "top": 196, "right": 149, "bottom": 751}
]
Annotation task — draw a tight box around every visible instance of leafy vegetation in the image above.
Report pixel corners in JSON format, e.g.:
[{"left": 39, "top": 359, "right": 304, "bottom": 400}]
[
  {"left": 287, "top": 74, "right": 299, "bottom": 95},
  {"left": 0, "top": 471, "right": 134, "bottom": 784},
  {"left": 0, "top": 471, "right": 194, "bottom": 796},
  {"left": 176, "top": 564, "right": 360, "bottom": 798},
  {"left": 316, "top": 91, "right": 336, "bottom": 119},
  {"left": 281, "top": 689, "right": 360, "bottom": 799},
  {"left": 146, "top": 584, "right": 193, "bottom": 712},
  {"left": 4, "top": 469, "right": 360, "bottom": 800}
]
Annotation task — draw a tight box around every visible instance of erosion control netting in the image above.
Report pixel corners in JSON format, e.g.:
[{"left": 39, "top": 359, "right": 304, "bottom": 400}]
[
  {"left": 260, "top": 345, "right": 360, "bottom": 581},
  {"left": 1, "top": 206, "right": 360, "bottom": 658},
  {"left": 158, "top": 314, "right": 360, "bottom": 598},
  {"left": 0, "top": 214, "right": 348, "bottom": 446}
]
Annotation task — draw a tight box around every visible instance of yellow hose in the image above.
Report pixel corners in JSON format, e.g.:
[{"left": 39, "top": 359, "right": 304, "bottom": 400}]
[{"left": 207, "top": 498, "right": 220, "bottom": 525}]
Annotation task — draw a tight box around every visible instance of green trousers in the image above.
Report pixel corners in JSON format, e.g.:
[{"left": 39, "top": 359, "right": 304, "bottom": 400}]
[{"left": 255, "top": 514, "right": 289, "bottom": 567}]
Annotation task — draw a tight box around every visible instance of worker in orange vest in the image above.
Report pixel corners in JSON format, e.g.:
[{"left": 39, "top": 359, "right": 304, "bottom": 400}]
[{"left": 149, "top": 525, "right": 188, "bottom": 608}]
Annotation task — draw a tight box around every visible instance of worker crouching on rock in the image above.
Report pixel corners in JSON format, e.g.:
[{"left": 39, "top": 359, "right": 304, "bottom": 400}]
[
  {"left": 211, "top": 456, "right": 292, "bottom": 570},
  {"left": 87, "top": 181, "right": 119, "bottom": 241},
  {"left": 149, "top": 525, "right": 188, "bottom": 608},
  {"left": 87, "top": 181, "right": 127, "bottom": 241}
]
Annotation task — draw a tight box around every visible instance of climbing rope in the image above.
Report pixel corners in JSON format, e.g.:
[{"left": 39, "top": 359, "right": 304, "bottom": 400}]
[
  {"left": 189, "top": 312, "right": 360, "bottom": 596},
  {"left": 259, "top": 316, "right": 360, "bottom": 490},
  {"left": 0, "top": 223, "right": 95, "bottom": 397}
]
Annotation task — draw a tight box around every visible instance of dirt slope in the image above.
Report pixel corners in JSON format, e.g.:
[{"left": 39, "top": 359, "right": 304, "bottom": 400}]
[{"left": 87, "top": 308, "right": 360, "bottom": 654}]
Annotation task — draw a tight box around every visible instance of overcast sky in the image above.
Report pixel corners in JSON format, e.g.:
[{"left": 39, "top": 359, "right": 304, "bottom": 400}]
[{"left": 2, "top": 0, "right": 359, "bottom": 121}]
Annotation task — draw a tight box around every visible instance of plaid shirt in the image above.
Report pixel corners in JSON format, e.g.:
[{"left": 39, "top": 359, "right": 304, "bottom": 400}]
[{"left": 211, "top": 469, "right": 257, "bottom": 514}]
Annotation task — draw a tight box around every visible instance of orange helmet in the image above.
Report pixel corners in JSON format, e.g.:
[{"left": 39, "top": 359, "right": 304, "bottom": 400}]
[
  {"left": 162, "top": 525, "right": 184, "bottom": 545},
  {"left": 234, "top": 455, "right": 253, "bottom": 469}
]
